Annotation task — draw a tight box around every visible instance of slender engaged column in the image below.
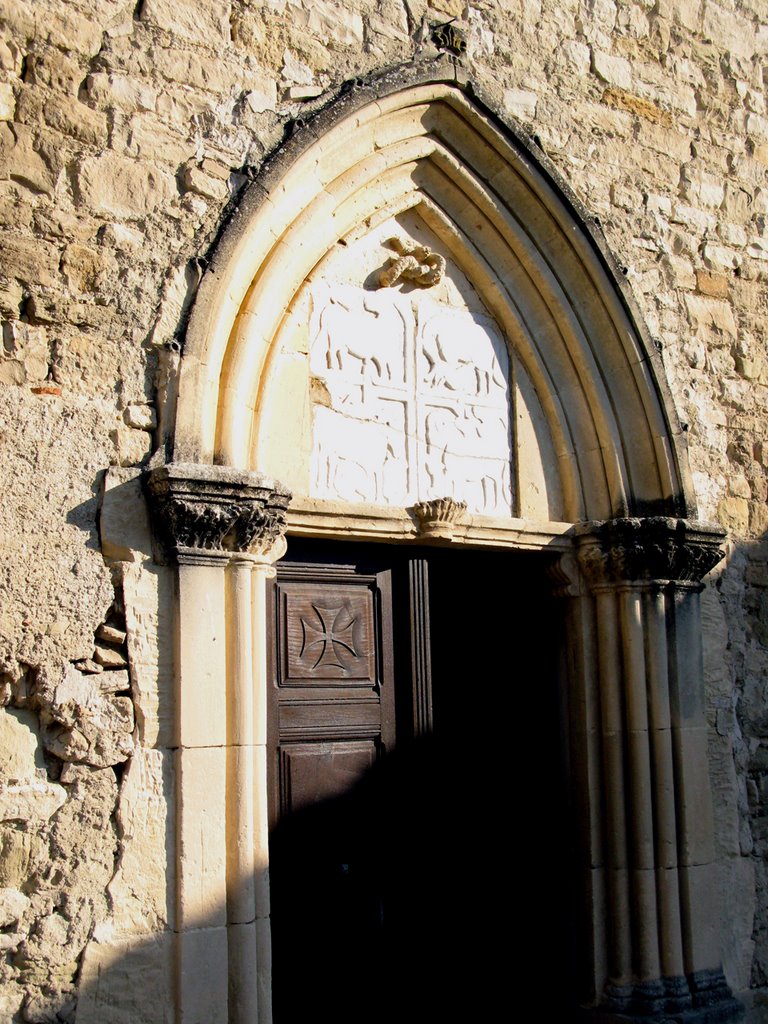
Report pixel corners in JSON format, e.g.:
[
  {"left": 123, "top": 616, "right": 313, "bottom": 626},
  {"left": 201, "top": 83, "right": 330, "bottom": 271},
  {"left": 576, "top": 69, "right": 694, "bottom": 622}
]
[
  {"left": 548, "top": 554, "right": 607, "bottom": 1007},
  {"left": 572, "top": 518, "right": 741, "bottom": 1023},
  {"left": 249, "top": 534, "right": 287, "bottom": 1024},
  {"left": 226, "top": 556, "right": 258, "bottom": 1022}
]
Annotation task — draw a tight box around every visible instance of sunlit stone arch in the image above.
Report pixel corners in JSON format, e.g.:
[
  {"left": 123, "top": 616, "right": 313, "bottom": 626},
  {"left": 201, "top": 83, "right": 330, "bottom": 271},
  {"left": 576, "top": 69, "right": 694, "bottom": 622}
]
[{"left": 174, "top": 64, "right": 693, "bottom": 524}]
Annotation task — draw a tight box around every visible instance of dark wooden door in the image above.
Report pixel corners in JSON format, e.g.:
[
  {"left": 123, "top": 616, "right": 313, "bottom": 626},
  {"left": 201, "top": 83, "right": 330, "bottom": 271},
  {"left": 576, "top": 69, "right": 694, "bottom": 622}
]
[{"left": 268, "top": 540, "right": 569, "bottom": 1022}]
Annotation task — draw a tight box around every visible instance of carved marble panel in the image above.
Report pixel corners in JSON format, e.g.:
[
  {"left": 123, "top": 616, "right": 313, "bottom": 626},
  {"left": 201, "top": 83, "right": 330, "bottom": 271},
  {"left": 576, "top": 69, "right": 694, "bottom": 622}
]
[{"left": 308, "top": 283, "right": 514, "bottom": 516}]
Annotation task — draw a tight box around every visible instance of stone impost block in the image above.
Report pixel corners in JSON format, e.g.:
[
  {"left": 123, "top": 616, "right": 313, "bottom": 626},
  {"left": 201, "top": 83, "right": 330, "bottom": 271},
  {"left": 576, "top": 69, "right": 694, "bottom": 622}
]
[{"left": 101, "top": 468, "right": 153, "bottom": 563}]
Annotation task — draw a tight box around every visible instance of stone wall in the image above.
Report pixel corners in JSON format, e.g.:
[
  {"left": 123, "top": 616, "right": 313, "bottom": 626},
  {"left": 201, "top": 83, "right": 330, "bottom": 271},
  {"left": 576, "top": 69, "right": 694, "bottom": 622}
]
[{"left": 0, "top": 0, "right": 766, "bottom": 1020}]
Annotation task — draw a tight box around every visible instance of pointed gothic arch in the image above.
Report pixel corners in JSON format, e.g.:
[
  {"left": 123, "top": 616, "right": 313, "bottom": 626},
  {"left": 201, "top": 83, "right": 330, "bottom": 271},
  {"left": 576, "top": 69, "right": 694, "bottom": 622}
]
[
  {"left": 173, "top": 66, "right": 692, "bottom": 524},
  {"left": 145, "top": 64, "right": 741, "bottom": 1024}
]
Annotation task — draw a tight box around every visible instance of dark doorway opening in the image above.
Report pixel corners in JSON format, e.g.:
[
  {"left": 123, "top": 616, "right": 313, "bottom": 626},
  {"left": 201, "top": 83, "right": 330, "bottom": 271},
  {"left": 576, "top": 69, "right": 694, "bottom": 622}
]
[{"left": 268, "top": 538, "right": 572, "bottom": 1022}]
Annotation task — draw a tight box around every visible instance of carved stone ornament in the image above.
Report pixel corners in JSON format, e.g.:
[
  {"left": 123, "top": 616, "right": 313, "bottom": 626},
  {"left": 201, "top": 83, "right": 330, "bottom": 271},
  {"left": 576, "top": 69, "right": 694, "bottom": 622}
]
[
  {"left": 412, "top": 496, "right": 467, "bottom": 540},
  {"left": 573, "top": 517, "right": 726, "bottom": 589},
  {"left": 430, "top": 20, "right": 467, "bottom": 55},
  {"left": 144, "top": 462, "right": 291, "bottom": 559},
  {"left": 377, "top": 237, "right": 446, "bottom": 289}
]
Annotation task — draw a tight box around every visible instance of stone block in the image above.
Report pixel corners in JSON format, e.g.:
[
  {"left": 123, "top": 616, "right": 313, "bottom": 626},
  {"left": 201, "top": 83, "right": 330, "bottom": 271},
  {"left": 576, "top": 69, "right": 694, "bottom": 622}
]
[
  {"left": 503, "top": 88, "right": 537, "bottom": 120},
  {"left": 140, "top": 0, "right": 230, "bottom": 45},
  {"left": 106, "top": 748, "right": 173, "bottom": 935},
  {"left": 0, "top": 706, "right": 46, "bottom": 781},
  {"left": 24, "top": 50, "right": 81, "bottom": 93},
  {"left": 672, "top": 725, "right": 716, "bottom": 864},
  {"left": 16, "top": 88, "right": 108, "bottom": 148},
  {"left": 0, "top": 82, "right": 14, "bottom": 121},
  {"left": 76, "top": 930, "right": 175, "bottom": 1024},
  {"left": 176, "top": 563, "right": 227, "bottom": 748},
  {"left": 696, "top": 270, "right": 729, "bottom": 298},
  {"left": 0, "top": 234, "right": 60, "bottom": 287},
  {"left": 0, "top": 886, "right": 29, "bottom": 928},
  {"left": 122, "top": 561, "right": 174, "bottom": 748},
  {"left": 177, "top": 748, "right": 227, "bottom": 927},
  {"left": 718, "top": 496, "right": 750, "bottom": 534},
  {"left": 1, "top": 321, "right": 49, "bottom": 382},
  {"left": 61, "top": 243, "right": 104, "bottom": 294},
  {"left": 124, "top": 114, "right": 192, "bottom": 167},
  {"left": 86, "top": 73, "right": 158, "bottom": 114},
  {"left": 110, "top": 424, "right": 153, "bottom": 467},
  {"left": 559, "top": 38, "right": 591, "bottom": 73},
  {"left": 97, "top": 670, "right": 130, "bottom": 694},
  {"left": 75, "top": 153, "right": 176, "bottom": 220},
  {"left": 94, "top": 645, "right": 128, "bottom": 669},
  {"left": 678, "top": 861, "right": 721, "bottom": 970},
  {"left": 227, "top": 921, "right": 259, "bottom": 1021},
  {"left": 179, "top": 162, "right": 229, "bottom": 200},
  {"left": 177, "top": 927, "right": 229, "bottom": 1023},
  {"left": 0, "top": 986, "right": 23, "bottom": 1020},
  {"left": 0, "top": 36, "right": 22, "bottom": 75},
  {"left": 684, "top": 293, "right": 738, "bottom": 340},
  {"left": 122, "top": 404, "right": 157, "bottom": 431},
  {"left": 97, "top": 624, "right": 127, "bottom": 646},
  {"left": 33, "top": 4, "right": 103, "bottom": 56},
  {"left": 592, "top": 49, "right": 632, "bottom": 90},
  {"left": 0, "top": 827, "right": 45, "bottom": 887},
  {"left": 0, "top": 780, "right": 66, "bottom": 822},
  {"left": 244, "top": 78, "right": 279, "bottom": 114}
]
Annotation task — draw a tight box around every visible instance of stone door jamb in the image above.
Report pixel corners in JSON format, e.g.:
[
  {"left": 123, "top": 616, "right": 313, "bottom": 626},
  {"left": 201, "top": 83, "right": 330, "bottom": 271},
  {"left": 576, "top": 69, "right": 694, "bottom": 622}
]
[{"left": 145, "top": 462, "right": 290, "bottom": 1024}]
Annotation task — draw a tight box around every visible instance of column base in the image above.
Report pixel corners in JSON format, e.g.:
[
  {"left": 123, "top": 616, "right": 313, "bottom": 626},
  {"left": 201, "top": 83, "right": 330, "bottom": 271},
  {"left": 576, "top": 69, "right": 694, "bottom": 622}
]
[{"left": 579, "top": 970, "right": 744, "bottom": 1024}]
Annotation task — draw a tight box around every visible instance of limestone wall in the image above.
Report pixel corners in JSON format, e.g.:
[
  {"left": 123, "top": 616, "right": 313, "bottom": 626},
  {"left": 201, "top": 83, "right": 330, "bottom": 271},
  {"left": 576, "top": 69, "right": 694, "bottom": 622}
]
[{"left": 0, "top": 0, "right": 766, "bottom": 1020}]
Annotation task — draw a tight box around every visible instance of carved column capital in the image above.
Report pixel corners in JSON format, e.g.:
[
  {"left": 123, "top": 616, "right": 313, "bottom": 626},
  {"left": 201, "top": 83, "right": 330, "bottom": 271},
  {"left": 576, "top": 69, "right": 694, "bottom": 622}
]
[
  {"left": 411, "top": 496, "right": 467, "bottom": 540},
  {"left": 573, "top": 517, "right": 726, "bottom": 590},
  {"left": 144, "top": 462, "right": 291, "bottom": 562}
]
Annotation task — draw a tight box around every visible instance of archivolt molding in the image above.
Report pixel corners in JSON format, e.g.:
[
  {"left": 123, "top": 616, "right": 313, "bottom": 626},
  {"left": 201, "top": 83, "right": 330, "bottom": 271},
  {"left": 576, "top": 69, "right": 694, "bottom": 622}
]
[{"left": 175, "top": 62, "right": 694, "bottom": 525}]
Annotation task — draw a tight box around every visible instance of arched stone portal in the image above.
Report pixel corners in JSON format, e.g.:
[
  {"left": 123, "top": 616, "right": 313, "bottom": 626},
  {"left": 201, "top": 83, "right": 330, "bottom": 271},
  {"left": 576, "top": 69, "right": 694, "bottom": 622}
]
[{"left": 144, "top": 64, "right": 742, "bottom": 1023}]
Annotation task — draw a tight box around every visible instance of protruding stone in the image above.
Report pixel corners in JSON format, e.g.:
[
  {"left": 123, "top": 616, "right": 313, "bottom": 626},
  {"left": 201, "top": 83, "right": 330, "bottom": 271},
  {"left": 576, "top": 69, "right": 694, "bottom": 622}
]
[
  {"left": 96, "top": 623, "right": 127, "bottom": 646},
  {"left": 94, "top": 645, "right": 128, "bottom": 669}
]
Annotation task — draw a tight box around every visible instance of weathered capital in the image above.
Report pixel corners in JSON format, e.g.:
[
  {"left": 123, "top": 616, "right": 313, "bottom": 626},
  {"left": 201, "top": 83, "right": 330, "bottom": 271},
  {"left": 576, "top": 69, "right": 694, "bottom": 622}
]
[
  {"left": 573, "top": 517, "right": 726, "bottom": 589},
  {"left": 411, "top": 496, "right": 467, "bottom": 540},
  {"left": 144, "top": 462, "right": 291, "bottom": 560}
]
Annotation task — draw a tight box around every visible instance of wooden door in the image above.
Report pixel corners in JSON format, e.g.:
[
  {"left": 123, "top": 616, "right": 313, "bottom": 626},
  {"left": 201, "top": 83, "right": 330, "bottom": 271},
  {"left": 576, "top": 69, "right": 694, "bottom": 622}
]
[
  {"left": 268, "top": 544, "right": 398, "bottom": 1023},
  {"left": 268, "top": 541, "right": 569, "bottom": 1022}
]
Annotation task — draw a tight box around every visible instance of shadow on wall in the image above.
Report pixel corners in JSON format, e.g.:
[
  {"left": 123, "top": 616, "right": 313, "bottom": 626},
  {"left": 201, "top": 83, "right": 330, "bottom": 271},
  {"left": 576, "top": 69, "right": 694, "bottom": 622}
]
[{"left": 74, "top": 731, "right": 573, "bottom": 1024}]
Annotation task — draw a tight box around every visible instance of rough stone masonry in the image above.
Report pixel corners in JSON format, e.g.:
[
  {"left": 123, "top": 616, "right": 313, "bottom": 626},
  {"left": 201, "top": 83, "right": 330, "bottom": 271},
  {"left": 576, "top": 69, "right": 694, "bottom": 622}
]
[{"left": 0, "top": 0, "right": 767, "bottom": 1021}]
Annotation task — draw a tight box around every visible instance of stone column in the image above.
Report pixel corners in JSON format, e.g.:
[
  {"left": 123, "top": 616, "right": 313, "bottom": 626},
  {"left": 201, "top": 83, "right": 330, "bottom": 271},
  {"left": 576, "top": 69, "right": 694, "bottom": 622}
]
[
  {"left": 560, "top": 518, "right": 742, "bottom": 1023},
  {"left": 145, "top": 463, "right": 290, "bottom": 1024}
]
